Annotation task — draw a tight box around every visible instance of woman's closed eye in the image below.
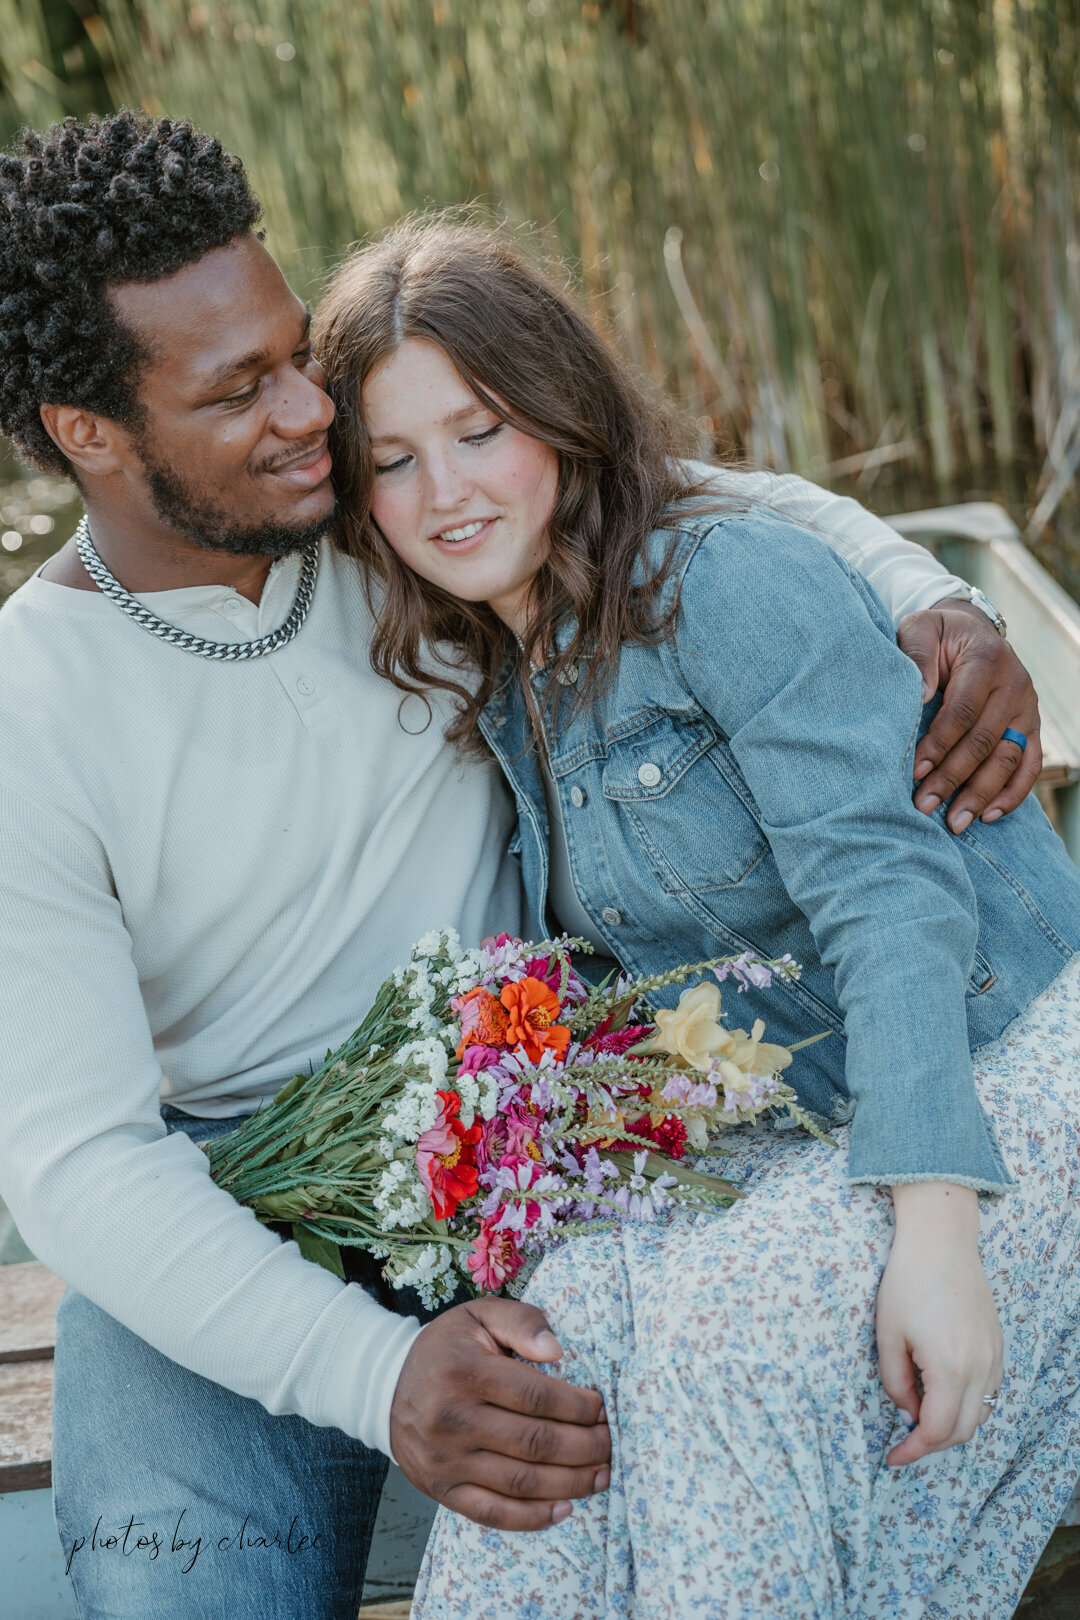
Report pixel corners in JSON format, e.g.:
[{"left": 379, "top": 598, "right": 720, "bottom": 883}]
[
  {"left": 374, "top": 452, "right": 412, "bottom": 476},
  {"left": 373, "top": 421, "right": 505, "bottom": 476},
  {"left": 463, "top": 423, "right": 505, "bottom": 447}
]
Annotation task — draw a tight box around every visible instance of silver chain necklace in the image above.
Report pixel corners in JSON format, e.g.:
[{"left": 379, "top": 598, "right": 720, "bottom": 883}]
[{"left": 74, "top": 515, "right": 319, "bottom": 662}]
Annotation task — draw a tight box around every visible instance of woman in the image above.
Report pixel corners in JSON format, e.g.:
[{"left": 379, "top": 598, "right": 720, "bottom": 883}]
[{"left": 316, "top": 220, "right": 1080, "bottom": 1618}]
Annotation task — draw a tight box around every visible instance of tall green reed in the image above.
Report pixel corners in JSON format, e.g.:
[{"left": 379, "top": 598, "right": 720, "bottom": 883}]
[{"left": 2, "top": 0, "right": 1079, "bottom": 591}]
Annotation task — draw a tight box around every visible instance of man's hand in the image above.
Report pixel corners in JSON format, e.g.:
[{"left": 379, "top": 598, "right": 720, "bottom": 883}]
[
  {"left": 897, "top": 599, "right": 1042, "bottom": 833},
  {"left": 389, "top": 1297, "right": 611, "bottom": 1531}
]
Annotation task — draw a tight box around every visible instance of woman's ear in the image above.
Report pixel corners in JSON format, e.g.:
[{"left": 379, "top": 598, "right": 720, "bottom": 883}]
[{"left": 38, "top": 403, "right": 130, "bottom": 478}]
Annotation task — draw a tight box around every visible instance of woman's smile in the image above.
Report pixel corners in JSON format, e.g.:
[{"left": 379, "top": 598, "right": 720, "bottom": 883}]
[{"left": 429, "top": 516, "right": 498, "bottom": 553}]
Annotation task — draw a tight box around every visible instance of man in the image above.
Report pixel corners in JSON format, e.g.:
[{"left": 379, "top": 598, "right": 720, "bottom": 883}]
[{"left": 0, "top": 112, "right": 1040, "bottom": 1617}]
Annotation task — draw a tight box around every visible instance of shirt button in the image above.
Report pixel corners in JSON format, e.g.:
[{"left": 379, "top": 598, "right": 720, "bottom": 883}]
[
  {"left": 296, "top": 676, "right": 316, "bottom": 696},
  {"left": 221, "top": 597, "right": 242, "bottom": 615},
  {"left": 570, "top": 786, "right": 587, "bottom": 808},
  {"left": 637, "top": 762, "right": 662, "bottom": 788},
  {"left": 600, "top": 906, "right": 623, "bottom": 927}
]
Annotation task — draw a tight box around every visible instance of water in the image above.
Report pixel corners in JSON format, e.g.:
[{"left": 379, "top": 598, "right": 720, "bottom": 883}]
[{"left": 0, "top": 451, "right": 81, "bottom": 604}]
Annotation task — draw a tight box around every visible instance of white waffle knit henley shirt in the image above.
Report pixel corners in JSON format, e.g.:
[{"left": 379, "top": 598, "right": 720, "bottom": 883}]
[{"left": 0, "top": 472, "right": 968, "bottom": 1457}]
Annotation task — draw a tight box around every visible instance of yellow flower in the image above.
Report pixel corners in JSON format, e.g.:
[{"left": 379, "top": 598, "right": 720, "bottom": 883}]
[
  {"left": 644, "top": 982, "right": 793, "bottom": 1080},
  {"left": 643, "top": 982, "right": 735, "bottom": 1071},
  {"left": 715, "top": 1019, "right": 793, "bottom": 1091}
]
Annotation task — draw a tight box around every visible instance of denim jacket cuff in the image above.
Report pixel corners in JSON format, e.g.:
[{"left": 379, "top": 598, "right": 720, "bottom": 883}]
[
  {"left": 849, "top": 1168, "right": 1016, "bottom": 1198},
  {"left": 845, "top": 1095, "right": 1017, "bottom": 1199}
]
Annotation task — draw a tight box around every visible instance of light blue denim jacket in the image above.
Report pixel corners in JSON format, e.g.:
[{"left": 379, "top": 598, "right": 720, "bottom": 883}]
[{"left": 478, "top": 506, "right": 1080, "bottom": 1193}]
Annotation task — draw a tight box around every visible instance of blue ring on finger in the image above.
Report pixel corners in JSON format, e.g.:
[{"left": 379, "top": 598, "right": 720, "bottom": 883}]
[{"left": 1002, "top": 728, "right": 1028, "bottom": 752}]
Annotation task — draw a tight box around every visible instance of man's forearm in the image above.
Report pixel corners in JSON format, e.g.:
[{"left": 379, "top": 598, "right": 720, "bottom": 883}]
[{"left": 690, "top": 462, "right": 971, "bottom": 625}]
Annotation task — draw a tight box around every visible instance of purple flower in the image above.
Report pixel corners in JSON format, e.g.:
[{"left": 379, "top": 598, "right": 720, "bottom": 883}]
[
  {"left": 721, "top": 1070, "right": 781, "bottom": 1116},
  {"left": 661, "top": 1074, "right": 718, "bottom": 1109},
  {"left": 714, "top": 951, "right": 775, "bottom": 993},
  {"left": 581, "top": 1146, "right": 607, "bottom": 1198}
]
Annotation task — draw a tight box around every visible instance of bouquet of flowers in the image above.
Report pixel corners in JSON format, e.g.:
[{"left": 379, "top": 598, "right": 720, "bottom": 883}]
[{"left": 204, "top": 931, "right": 828, "bottom": 1308}]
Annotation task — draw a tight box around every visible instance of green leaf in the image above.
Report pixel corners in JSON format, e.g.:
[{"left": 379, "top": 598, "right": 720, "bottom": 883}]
[
  {"left": 606, "top": 1148, "right": 741, "bottom": 1199},
  {"left": 292, "top": 1222, "right": 346, "bottom": 1280},
  {"left": 605, "top": 993, "right": 638, "bottom": 1033},
  {"left": 272, "top": 1072, "right": 309, "bottom": 1108}
]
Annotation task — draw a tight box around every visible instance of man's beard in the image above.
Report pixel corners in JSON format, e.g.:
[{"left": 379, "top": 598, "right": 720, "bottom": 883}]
[{"left": 138, "top": 444, "right": 338, "bottom": 560}]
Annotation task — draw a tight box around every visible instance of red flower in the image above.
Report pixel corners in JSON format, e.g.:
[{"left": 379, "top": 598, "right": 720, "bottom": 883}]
[
  {"left": 584, "top": 1022, "right": 653, "bottom": 1057},
  {"left": 416, "top": 1090, "right": 483, "bottom": 1220},
  {"left": 625, "top": 1115, "right": 688, "bottom": 1160}
]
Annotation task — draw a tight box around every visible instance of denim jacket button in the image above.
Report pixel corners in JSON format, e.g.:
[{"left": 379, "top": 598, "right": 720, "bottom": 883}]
[
  {"left": 637, "top": 762, "right": 662, "bottom": 788},
  {"left": 570, "top": 786, "right": 587, "bottom": 808},
  {"left": 556, "top": 664, "right": 580, "bottom": 686},
  {"left": 601, "top": 906, "right": 623, "bottom": 927}
]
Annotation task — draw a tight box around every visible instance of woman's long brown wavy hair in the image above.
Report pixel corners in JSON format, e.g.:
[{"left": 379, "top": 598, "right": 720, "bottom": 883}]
[{"left": 316, "top": 215, "right": 725, "bottom": 753}]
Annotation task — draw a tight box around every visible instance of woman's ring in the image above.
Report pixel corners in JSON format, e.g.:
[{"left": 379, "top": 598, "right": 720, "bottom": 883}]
[
  {"left": 1002, "top": 728, "right": 1027, "bottom": 751},
  {"left": 982, "top": 1394, "right": 999, "bottom": 1405}
]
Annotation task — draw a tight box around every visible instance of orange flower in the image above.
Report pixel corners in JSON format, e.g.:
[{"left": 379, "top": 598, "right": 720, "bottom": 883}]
[
  {"left": 455, "top": 987, "right": 510, "bottom": 1061},
  {"left": 500, "top": 975, "right": 571, "bottom": 1064}
]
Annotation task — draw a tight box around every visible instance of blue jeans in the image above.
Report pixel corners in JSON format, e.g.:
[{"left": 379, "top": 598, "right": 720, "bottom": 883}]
[{"left": 52, "top": 1106, "right": 390, "bottom": 1619}]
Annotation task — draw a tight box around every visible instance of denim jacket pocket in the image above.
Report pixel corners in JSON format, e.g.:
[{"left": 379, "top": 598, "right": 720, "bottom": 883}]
[{"left": 600, "top": 717, "right": 769, "bottom": 892}]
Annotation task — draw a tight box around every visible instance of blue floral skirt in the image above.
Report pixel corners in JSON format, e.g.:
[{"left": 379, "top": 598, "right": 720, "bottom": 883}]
[{"left": 412, "top": 954, "right": 1080, "bottom": 1619}]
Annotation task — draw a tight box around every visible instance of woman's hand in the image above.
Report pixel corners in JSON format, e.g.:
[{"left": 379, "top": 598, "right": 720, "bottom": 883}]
[
  {"left": 876, "top": 1181, "right": 1003, "bottom": 1468},
  {"left": 897, "top": 599, "right": 1042, "bottom": 833}
]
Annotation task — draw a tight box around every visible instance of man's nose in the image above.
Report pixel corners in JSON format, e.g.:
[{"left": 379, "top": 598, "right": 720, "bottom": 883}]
[{"left": 271, "top": 363, "right": 336, "bottom": 440}]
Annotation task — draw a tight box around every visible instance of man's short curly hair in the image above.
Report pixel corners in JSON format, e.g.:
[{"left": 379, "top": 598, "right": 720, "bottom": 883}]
[{"left": 0, "top": 109, "right": 262, "bottom": 473}]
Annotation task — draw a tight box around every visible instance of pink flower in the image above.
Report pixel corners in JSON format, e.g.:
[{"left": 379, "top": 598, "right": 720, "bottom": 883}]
[
  {"left": 476, "top": 1101, "right": 543, "bottom": 1175},
  {"left": 524, "top": 953, "right": 589, "bottom": 1007},
  {"left": 496, "top": 1154, "right": 544, "bottom": 1227},
  {"left": 477, "top": 1112, "right": 510, "bottom": 1175},
  {"left": 523, "top": 954, "right": 562, "bottom": 993},
  {"left": 457, "top": 1045, "right": 504, "bottom": 1077},
  {"left": 466, "top": 1218, "right": 523, "bottom": 1293},
  {"left": 505, "top": 1102, "right": 543, "bottom": 1161}
]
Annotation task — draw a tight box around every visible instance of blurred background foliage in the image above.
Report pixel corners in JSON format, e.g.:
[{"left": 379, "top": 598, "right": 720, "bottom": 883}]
[{"left": 1, "top": 0, "right": 1080, "bottom": 600}]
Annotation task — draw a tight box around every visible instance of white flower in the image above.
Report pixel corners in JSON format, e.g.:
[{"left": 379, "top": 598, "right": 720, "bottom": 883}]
[
  {"left": 386, "top": 1241, "right": 458, "bottom": 1309},
  {"left": 475, "top": 1070, "right": 499, "bottom": 1121},
  {"left": 373, "top": 1161, "right": 432, "bottom": 1230},
  {"left": 382, "top": 1073, "right": 442, "bottom": 1143},
  {"left": 399, "top": 1037, "right": 450, "bottom": 1088}
]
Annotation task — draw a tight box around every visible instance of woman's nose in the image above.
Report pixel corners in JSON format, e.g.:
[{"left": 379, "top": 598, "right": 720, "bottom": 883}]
[{"left": 424, "top": 453, "right": 472, "bottom": 510}]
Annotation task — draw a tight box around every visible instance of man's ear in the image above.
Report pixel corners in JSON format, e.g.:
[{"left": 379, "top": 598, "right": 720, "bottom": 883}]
[{"left": 39, "top": 404, "right": 131, "bottom": 477}]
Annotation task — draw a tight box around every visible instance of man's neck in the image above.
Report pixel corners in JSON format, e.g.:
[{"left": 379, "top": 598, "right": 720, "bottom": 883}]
[{"left": 40, "top": 506, "right": 276, "bottom": 604}]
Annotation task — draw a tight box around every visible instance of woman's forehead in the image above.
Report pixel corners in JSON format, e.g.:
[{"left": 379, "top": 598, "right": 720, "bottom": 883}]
[{"left": 363, "top": 339, "right": 491, "bottom": 439}]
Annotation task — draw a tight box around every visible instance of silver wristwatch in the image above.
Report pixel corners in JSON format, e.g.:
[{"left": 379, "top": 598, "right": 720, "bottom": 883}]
[{"left": 964, "top": 585, "right": 1008, "bottom": 638}]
